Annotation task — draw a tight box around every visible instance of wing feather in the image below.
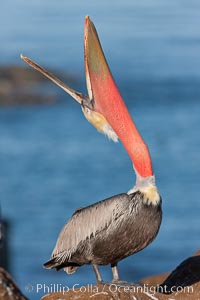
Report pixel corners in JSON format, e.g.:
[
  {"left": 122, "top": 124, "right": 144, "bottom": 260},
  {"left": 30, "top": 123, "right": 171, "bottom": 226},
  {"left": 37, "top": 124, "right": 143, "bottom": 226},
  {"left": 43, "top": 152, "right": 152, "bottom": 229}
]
[{"left": 52, "top": 193, "right": 129, "bottom": 259}]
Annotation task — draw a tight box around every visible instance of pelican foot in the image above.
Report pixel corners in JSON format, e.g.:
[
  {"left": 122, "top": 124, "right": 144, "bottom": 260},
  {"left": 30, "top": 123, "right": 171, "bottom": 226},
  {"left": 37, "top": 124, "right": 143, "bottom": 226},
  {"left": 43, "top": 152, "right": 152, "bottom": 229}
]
[{"left": 96, "top": 280, "right": 104, "bottom": 285}]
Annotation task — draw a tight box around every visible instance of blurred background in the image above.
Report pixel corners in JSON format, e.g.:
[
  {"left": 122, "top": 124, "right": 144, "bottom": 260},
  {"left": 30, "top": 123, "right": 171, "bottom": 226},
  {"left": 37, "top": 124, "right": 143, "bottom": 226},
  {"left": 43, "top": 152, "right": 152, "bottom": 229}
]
[{"left": 0, "top": 0, "right": 200, "bottom": 299}]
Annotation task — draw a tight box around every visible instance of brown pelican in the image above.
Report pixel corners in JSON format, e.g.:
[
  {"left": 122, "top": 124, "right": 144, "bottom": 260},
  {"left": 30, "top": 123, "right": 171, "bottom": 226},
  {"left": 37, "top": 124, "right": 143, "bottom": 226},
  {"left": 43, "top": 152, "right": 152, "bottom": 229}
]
[{"left": 21, "top": 16, "right": 162, "bottom": 283}]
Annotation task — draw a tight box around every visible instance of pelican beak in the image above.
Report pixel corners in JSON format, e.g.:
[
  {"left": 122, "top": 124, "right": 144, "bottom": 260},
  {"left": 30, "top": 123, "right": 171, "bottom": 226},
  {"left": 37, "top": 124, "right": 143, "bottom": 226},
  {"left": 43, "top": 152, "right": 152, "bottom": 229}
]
[
  {"left": 84, "top": 16, "right": 153, "bottom": 178},
  {"left": 84, "top": 16, "right": 124, "bottom": 117},
  {"left": 84, "top": 16, "right": 135, "bottom": 134},
  {"left": 20, "top": 54, "right": 87, "bottom": 105},
  {"left": 21, "top": 16, "right": 153, "bottom": 178}
]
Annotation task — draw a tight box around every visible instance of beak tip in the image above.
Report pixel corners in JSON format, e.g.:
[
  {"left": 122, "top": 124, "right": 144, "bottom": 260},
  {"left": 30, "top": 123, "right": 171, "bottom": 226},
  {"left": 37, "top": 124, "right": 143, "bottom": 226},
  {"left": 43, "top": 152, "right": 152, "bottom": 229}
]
[
  {"left": 85, "top": 16, "right": 94, "bottom": 32},
  {"left": 20, "top": 54, "right": 29, "bottom": 64},
  {"left": 85, "top": 15, "right": 90, "bottom": 26}
]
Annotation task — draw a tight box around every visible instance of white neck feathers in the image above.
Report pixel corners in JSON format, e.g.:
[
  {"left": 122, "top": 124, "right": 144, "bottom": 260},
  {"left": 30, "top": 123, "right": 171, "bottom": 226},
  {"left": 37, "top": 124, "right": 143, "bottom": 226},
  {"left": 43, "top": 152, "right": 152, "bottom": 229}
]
[{"left": 128, "top": 170, "right": 160, "bottom": 206}]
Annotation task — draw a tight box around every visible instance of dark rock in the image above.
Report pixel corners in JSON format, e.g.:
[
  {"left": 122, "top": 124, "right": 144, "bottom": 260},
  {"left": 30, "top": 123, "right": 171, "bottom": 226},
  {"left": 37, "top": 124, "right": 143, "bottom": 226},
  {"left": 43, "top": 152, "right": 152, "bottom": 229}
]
[
  {"left": 0, "top": 219, "right": 9, "bottom": 270},
  {"left": 158, "top": 251, "right": 200, "bottom": 294},
  {"left": 0, "top": 268, "right": 28, "bottom": 300},
  {"left": 41, "top": 249, "right": 200, "bottom": 300}
]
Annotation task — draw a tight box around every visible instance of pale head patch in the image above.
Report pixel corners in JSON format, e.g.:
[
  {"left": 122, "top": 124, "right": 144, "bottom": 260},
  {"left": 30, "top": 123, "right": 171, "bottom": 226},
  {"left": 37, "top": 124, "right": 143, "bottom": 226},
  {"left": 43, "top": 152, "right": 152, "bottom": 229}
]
[
  {"left": 140, "top": 186, "right": 161, "bottom": 206},
  {"left": 82, "top": 107, "right": 118, "bottom": 142}
]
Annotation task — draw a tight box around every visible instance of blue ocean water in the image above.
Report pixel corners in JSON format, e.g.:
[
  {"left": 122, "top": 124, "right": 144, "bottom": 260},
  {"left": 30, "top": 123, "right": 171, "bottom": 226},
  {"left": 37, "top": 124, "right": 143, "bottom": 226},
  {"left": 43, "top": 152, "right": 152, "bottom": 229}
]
[{"left": 0, "top": 1, "right": 200, "bottom": 299}]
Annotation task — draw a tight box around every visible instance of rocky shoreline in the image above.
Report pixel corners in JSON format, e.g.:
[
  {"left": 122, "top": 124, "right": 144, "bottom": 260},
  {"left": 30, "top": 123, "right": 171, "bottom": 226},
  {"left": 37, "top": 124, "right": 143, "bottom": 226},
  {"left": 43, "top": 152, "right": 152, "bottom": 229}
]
[
  {"left": 41, "top": 249, "right": 200, "bottom": 300},
  {"left": 0, "top": 267, "right": 27, "bottom": 300},
  {"left": 0, "top": 65, "right": 78, "bottom": 106},
  {"left": 0, "top": 249, "right": 199, "bottom": 300},
  {"left": 41, "top": 250, "right": 200, "bottom": 300}
]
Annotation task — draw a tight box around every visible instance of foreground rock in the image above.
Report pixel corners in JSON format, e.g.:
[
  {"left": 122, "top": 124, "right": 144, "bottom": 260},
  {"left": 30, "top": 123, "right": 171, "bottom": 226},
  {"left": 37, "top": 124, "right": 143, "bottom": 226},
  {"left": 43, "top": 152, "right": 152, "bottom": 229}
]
[
  {"left": 0, "top": 65, "right": 77, "bottom": 105},
  {"left": 41, "top": 250, "right": 200, "bottom": 300},
  {"left": 0, "top": 268, "right": 28, "bottom": 300}
]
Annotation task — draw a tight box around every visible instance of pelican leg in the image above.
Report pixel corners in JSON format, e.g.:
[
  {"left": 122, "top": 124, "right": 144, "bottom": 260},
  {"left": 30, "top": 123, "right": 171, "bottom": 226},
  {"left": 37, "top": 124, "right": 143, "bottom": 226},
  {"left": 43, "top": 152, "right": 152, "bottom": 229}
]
[
  {"left": 92, "top": 264, "right": 103, "bottom": 283},
  {"left": 111, "top": 263, "right": 119, "bottom": 282},
  {"left": 111, "top": 263, "right": 136, "bottom": 286}
]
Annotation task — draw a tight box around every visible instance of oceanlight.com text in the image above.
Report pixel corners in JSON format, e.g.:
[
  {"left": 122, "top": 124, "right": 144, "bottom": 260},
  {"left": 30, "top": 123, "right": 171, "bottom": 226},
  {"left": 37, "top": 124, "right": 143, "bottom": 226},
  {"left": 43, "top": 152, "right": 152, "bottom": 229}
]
[{"left": 25, "top": 282, "right": 194, "bottom": 296}]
